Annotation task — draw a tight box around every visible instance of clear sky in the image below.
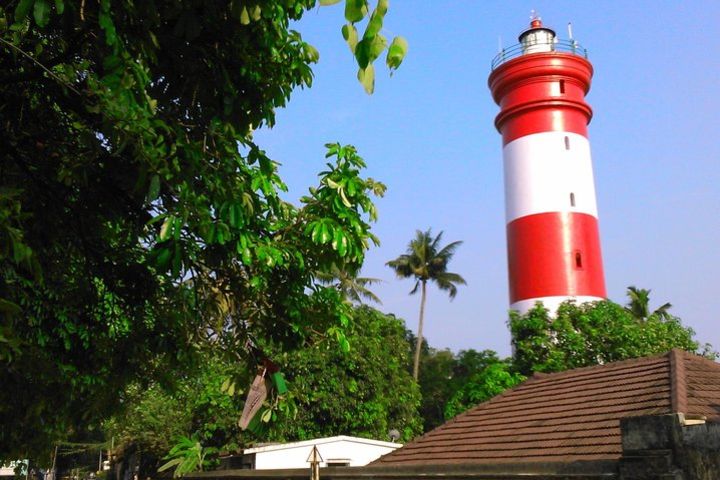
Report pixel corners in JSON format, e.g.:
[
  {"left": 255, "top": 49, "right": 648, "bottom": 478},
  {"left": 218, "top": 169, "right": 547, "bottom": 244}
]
[{"left": 254, "top": 1, "right": 720, "bottom": 358}]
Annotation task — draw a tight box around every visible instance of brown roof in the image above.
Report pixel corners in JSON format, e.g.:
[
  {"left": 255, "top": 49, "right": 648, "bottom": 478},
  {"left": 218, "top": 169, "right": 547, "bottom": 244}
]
[{"left": 376, "top": 349, "right": 720, "bottom": 466}]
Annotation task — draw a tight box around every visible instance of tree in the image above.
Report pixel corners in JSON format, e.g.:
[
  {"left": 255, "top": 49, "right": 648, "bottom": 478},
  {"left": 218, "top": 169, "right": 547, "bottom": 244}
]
[
  {"left": 387, "top": 229, "right": 466, "bottom": 380},
  {"left": 415, "top": 348, "right": 503, "bottom": 431},
  {"left": 103, "top": 350, "right": 256, "bottom": 479},
  {"left": 105, "top": 305, "right": 422, "bottom": 479},
  {"left": 0, "top": 0, "right": 403, "bottom": 461},
  {"left": 625, "top": 286, "right": 673, "bottom": 321},
  {"left": 266, "top": 306, "right": 423, "bottom": 443},
  {"left": 316, "top": 263, "right": 382, "bottom": 305},
  {"left": 443, "top": 360, "right": 525, "bottom": 420},
  {"left": 416, "top": 347, "right": 455, "bottom": 431},
  {"left": 509, "top": 300, "right": 705, "bottom": 377}
]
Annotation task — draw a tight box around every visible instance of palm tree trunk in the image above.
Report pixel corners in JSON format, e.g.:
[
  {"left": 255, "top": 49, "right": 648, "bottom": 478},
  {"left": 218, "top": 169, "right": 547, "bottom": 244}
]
[{"left": 412, "top": 280, "right": 427, "bottom": 381}]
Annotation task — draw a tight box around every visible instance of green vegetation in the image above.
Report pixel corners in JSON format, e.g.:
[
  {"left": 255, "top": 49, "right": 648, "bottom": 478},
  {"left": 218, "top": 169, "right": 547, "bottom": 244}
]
[
  {"left": 418, "top": 288, "right": 707, "bottom": 431},
  {"left": 509, "top": 297, "right": 708, "bottom": 377},
  {"left": 387, "top": 229, "right": 466, "bottom": 380},
  {"left": 625, "top": 285, "right": 673, "bottom": 321},
  {"left": 0, "top": 0, "right": 712, "bottom": 470},
  {"left": 266, "top": 305, "right": 422, "bottom": 443},
  {"left": 443, "top": 359, "right": 525, "bottom": 420},
  {"left": 416, "top": 348, "right": 510, "bottom": 431},
  {"left": 0, "top": 0, "right": 403, "bottom": 462},
  {"left": 104, "top": 305, "right": 421, "bottom": 478}
]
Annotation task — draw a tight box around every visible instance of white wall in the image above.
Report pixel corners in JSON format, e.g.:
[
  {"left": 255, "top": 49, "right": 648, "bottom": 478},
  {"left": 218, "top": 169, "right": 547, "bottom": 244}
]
[{"left": 248, "top": 437, "right": 399, "bottom": 469}]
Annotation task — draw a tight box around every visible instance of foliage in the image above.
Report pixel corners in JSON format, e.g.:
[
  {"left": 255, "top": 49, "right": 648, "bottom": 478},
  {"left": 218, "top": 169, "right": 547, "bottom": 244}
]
[
  {"left": 157, "top": 436, "right": 216, "bottom": 478},
  {"left": 104, "top": 306, "right": 420, "bottom": 476},
  {"left": 0, "top": 0, "right": 394, "bottom": 461},
  {"left": 318, "top": 0, "right": 408, "bottom": 93},
  {"left": 266, "top": 305, "right": 423, "bottom": 442},
  {"left": 416, "top": 348, "right": 510, "bottom": 431},
  {"left": 625, "top": 285, "right": 672, "bottom": 321},
  {"left": 316, "top": 263, "right": 382, "bottom": 305},
  {"left": 387, "top": 229, "right": 466, "bottom": 380},
  {"left": 103, "top": 354, "right": 248, "bottom": 477},
  {"left": 415, "top": 346, "right": 454, "bottom": 431},
  {"left": 509, "top": 299, "right": 703, "bottom": 376},
  {"left": 443, "top": 361, "right": 525, "bottom": 419}
]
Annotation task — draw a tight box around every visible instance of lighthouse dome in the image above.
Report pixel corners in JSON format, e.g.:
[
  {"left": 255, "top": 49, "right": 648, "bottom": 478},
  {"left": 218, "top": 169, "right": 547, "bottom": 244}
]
[{"left": 518, "top": 16, "right": 556, "bottom": 54}]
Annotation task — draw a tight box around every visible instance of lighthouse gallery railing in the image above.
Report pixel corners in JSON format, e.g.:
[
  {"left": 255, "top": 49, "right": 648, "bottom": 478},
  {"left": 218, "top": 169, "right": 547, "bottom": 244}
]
[{"left": 491, "top": 39, "right": 588, "bottom": 70}]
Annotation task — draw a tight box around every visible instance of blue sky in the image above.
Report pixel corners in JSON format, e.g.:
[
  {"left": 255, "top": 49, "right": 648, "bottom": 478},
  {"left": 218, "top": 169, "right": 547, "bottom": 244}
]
[{"left": 254, "top": 1, "right": 720, "bottom": 357}]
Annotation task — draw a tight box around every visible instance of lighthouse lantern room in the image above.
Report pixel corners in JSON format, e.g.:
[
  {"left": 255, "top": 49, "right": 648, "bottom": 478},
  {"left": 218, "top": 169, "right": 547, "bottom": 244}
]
[{"left": 488, "top": 14, "right": 607, "bottom": 314}]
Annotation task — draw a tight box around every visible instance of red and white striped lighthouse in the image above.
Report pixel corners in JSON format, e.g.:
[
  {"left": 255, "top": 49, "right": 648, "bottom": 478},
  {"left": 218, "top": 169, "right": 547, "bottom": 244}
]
[{"left": 488, "top": 15, "right": 606, "bottom": 314}]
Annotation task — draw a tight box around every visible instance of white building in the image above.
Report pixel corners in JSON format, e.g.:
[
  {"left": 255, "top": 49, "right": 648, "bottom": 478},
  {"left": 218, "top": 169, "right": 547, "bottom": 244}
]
[{"left": 239, "top": 436, "right": 401, "bottom": 469}]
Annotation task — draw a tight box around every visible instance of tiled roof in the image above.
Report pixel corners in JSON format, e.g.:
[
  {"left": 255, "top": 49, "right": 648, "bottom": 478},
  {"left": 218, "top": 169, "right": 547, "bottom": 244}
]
[{"left": 376, "top": 349, "right": 720, "bottom": 466}]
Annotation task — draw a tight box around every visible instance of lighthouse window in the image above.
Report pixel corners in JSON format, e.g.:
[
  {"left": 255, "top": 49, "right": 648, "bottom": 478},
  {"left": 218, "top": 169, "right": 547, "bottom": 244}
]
[
  {"left": 575, "top": 252, "right": 583, "bottom": 269},
  {"left": 570, "top": 192, "right": 576, "bottom": 207},
  {"left": 559, "top": 80, "right": 565, "bottom": 94},
  {"left": 564, "top": 136, "right": 570, "bottom": 150}
]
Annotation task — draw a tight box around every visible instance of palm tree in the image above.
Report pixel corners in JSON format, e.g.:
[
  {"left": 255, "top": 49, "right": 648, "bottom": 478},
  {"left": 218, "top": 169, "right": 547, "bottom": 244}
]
[
  {"left": 625, "top": 286, "right": 673, "bottom": 321},
  {"left": 387, "top": 229, "right": 466, "bottom": 380},
  {"left": 316, "top": 263, "right": 383, "bottom": 305}
]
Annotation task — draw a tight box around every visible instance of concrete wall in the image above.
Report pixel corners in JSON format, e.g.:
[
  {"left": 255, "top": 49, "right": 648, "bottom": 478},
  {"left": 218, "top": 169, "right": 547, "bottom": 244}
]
[{"left": 620, "top": 413, "right": 720, "bottom": 480}]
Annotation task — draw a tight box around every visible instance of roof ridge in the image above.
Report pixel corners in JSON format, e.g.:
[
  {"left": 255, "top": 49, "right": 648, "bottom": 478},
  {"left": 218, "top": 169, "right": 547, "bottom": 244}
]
[
  {"left": 514, "top": 351, "right": 673, "bottom": 381},
  {"left": 670, "top": 348, "right": 688, "bottom": 413}
]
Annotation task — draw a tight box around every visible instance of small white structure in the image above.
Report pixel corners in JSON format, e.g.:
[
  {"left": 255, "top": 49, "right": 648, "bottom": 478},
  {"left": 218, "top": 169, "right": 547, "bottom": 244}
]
[{"left": 243, "top": 436, "right": 401, "bottom": 469}]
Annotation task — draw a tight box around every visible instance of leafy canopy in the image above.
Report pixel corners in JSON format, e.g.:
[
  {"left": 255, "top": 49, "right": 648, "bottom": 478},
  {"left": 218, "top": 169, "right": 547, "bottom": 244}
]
[
  {"left": 265, "top": 305, "right": 423, "bottom": 443},
  {"left": 509, "top": 299, "right": 705, "bottom": 377},
  {"left": 387, "top": 229, "right": 466, "bottom": 298},
  {"left": 444, "top": 361, "right": 525, "bottom": 420},
  {"left": 0, "top": 0, "right": 396, "bottom": 462},
  {"left": 105, "top": 305, "right": 422, "bottom": 479}
]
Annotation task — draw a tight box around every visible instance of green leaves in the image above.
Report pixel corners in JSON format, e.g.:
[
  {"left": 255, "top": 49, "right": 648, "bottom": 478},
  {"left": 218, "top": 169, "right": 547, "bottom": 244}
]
[
  {"left": 341, "top": 23, "right": 359, "bottom": 54},
  {"left": 14, "top": 0, "right": 34, "bottom": 23},
  {"left": 264, "top": 306, "right": 423, "bottom": 443},
  {"left": 344, "top": 0, "right": 368, "bottom": 23},
  {"left": 14, "top": 0, "right": 61, "bottom": 26},
  {"left": 158, "top": 436, "right": 211, "bottom": 478},
  {"left": 357, "top": 63, "right": 375, "bottom": 94},
  {"left": 444, "top": 362, "right": 525, "bottom": 419},
  {"left": 509, "top": 300, "right": 704, "bottom": 377},
  {"left": 33, "top": 0, "right": 50, "bottom": 27},
  {"left": 1, "top": 0, "right": 394, "bottom": 462},
  {"left": 321, "top": 0, "right": 408, "bottom": 93},
  {"left": 386, "top": 35, "right": 408, "bottom": 71},
  {"left": 146, "top": 175, "right": 161, "bottom": 203}
]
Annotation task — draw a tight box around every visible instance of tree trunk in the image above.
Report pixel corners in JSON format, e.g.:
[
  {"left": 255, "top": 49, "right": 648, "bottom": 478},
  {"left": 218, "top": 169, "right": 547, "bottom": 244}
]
[{"left": 412, "top": 280, "right": 427, "bottom": 381}]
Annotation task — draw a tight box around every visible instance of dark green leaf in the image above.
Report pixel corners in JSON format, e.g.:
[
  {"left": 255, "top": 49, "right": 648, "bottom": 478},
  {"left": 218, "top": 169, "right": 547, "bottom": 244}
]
[
  {"left": 363, "top": 9, "right": 384, "bottom": 40},
  {"left": 33, "top": 0, "right": 50, "bottom": 27},
  {"left": 147, "top": 174, "right": 160, "bottom": 202},
  {"left": 0, "top": 298, "right": 22, "bottom": 315},
  {"left": 14, "top": 0, "right": 34, "bottom": 22}
]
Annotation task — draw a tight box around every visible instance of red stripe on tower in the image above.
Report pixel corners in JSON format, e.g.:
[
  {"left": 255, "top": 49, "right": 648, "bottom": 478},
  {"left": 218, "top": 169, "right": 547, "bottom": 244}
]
[{"left": 488, "top": 15, "right": 606, "bottom": 314}]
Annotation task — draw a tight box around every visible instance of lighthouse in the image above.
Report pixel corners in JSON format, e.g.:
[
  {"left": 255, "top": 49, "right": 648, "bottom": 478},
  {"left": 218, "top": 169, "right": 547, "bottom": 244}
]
[{"left": 488, "top": 15, "right": 606, "bottom": 314}]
